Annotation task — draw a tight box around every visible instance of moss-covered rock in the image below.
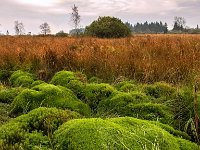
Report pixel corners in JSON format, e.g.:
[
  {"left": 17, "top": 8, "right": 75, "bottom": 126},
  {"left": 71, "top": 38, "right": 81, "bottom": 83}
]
[
  {"left": 82, "top": 83, "right": 116, "bottom": 113},
  {"left": 50, "top": 71, "right": 87, "bottom": 98},
  {"left": 10, "top": 70, "right": 36, "bottom": 88},
  {"left": 10, "top": 83, "right": 91, "bottom": 116},
  {"left": 54, "top": 117, "right": 199, "bottom": 150},
  {"left": 0, "top": 107, "right": 80, "bottom": 149},
  {"left": 0, "top": 87, "right": 24, "bottom": 103}
]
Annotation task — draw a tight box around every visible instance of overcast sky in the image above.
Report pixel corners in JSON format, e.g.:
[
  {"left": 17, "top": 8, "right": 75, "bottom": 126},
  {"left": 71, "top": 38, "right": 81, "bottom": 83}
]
[{"left": 0, "top": 0, "right": 200, "bottom": 34}]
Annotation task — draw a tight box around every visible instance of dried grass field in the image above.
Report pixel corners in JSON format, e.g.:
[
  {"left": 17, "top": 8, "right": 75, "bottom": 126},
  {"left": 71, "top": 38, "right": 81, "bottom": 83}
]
[{"left": 1, "top": 34, "right": 200, "bottom": 84}]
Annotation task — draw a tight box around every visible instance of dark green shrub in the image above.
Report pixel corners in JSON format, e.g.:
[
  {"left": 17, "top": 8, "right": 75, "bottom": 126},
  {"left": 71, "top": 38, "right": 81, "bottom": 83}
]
[
  {"left": 10, "top": 83, "right": 91, "bottom": 116},
  {"left": 54, "top": 117, "right": 199, "bottom": 150},
  {"left": 50, "top": 71, "right": 87, "bottom": 98},
  {"left": 85, "top": 16, "right": 131, "bottom": 38},
  {"left": 10, "top": 70, "right": 36, "bottom": 88},
  {"left": 82, "top": 83, "right": 116, "bottom": 113},
  {"left": 0, "top": 107, "right": 80, "bottom": 148},
  {"left": 0, "top": 87, "right": 24, "bottom": 103}
]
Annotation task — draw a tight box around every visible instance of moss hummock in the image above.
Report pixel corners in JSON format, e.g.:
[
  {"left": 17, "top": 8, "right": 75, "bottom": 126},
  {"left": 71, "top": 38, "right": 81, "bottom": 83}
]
[
  {"left": 10, "top": 83, "right": 91, "bottom": 116},
  {"left": 54, "top": 117, "right": 199, "bottom": 150}
]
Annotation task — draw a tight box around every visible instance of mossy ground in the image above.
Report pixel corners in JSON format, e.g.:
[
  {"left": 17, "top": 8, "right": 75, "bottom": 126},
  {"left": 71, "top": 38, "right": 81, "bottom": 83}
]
[{"left": 0, "top": 70, "right": 199, "bottom": 149}]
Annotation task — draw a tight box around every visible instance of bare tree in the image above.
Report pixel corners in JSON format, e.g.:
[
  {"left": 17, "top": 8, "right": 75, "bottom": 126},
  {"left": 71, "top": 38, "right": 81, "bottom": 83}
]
[
  {"left": 71, "top": 4, "right": 80, "bottom": 35},
  {"left": 173, "top": 16, "right": 186, "bottom": 31},
  {"left": 39, "top": 22, "right": 51, "bottom": 35},
  {"left": 14, "top": 21, "right": 25, "bottom": 35}
]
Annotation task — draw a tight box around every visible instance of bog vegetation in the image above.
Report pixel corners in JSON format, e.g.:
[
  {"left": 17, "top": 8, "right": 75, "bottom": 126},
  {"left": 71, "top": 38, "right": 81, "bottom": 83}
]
[{"left": 0, "top": 35, "right": 200, "bottom": 149}]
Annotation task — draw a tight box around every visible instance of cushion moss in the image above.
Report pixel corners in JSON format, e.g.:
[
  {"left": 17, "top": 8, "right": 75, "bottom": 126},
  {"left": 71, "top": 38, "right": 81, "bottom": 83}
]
[{"left": 10, "top": 83, "right": 91, "bottom": 116}]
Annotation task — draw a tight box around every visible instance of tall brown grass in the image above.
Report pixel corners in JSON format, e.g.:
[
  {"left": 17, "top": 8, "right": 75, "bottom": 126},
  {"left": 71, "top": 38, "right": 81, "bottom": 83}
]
[{"left": 0, "top": 34, "right": 200, "bottom": 84}]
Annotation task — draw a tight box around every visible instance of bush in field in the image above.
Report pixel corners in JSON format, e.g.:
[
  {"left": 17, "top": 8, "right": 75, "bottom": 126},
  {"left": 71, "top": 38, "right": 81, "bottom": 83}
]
[
  {"left": 54, "top": 117, "right": 198, "bottom": 150},
  {"left": 82, "top": 83, "right": 116, "bottom": 113},
  {"left": 10, "top": 83, "right": 91, "bottom": 116},
  {"left": 0, "top": 107, "right": 80, "bottom": 149},
  {"left": 0, "top": 87, "right": 24, "bottom": 103},
  {"left": 10, "top": 70, "right": 36, "bottom": 88},
  {"left": 50, "top": 71, "right": 87, "bottom": 98},
  {"left": 85, "top": 16, "right": 131, "bottom": 38}
]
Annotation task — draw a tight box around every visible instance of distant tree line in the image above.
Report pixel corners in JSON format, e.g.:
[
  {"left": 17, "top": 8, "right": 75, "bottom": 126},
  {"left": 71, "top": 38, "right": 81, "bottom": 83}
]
[{"left": 126, "top": 21, "right": 168, "bottom": 34}]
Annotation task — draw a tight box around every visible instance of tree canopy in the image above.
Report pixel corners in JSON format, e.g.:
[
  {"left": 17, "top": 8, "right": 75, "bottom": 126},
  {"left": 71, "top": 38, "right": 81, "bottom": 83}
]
[{"left": 85, "top": 16, "right": 131, "bottom": 38}]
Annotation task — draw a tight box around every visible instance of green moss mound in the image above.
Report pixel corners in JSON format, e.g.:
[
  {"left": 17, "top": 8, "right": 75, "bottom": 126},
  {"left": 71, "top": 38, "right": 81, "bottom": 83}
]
[
  {"left": 54, "top": 117, "right": 199, "bottom": 150},
  {"left": 0, "top": 87, "right": 24, "bottom": 103},
  {"left": 10, "top": 70, "right": 36, "bottom": 88},
  {"left": 97, "top": 91, "right": 172, "bottom": 124},
  {"left": 31, "top": 80, "right": 46, "bottom": 87},
  {"left": 50, "top": 71, "right": 87, "bottom": 98},
  {"left": 0, "top": 107, "right": 80, "bottom": 149},
  {"left": 151, "top": 121, "right": 191, "bottom": 141},
  {"left": 10, "top": 83, "right": 91, "bottom": 116},
  {"left": 114, "top": 80, "right": 138, "bottom": 92},
  {"left": 97, "top": 91, "right": 149, "bottom": 115},
  {"left": 88, "top": 76, "right": 103, "bottom": 83},
  {"left": 125, "top": 103, "right": 173, "bottom": 124},
  {"left": 143, "top": 82, "right": 176, "bottom": 99},
  {"left": 82, "top": 83, "right": 116, "bottom": 113}
]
